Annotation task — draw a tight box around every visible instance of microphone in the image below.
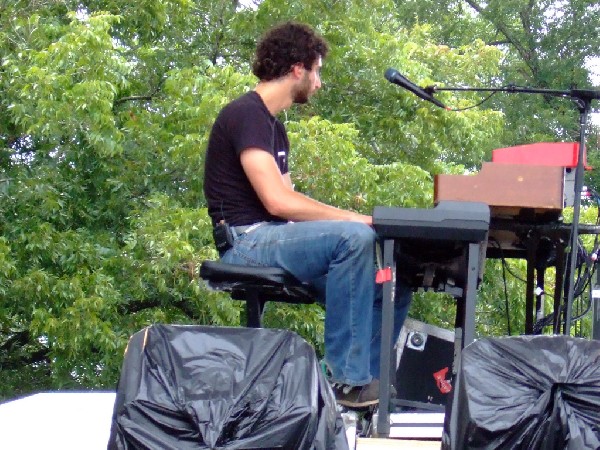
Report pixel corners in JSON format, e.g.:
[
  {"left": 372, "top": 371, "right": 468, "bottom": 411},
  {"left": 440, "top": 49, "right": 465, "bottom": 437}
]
[{"left": 385, "top": 68, "right": 447, "bottom": 109}]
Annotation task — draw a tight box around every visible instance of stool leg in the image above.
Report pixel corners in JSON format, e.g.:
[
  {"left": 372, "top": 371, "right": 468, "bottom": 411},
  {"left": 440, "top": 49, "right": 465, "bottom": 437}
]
[{"left": 246, "top": 291, "right": 264, "bottom": 328}]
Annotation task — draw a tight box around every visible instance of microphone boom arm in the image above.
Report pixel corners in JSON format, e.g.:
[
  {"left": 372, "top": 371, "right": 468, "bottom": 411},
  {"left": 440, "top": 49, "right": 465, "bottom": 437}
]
[{"left": 425, "top": 84, "right": 600, "bottom": 103}]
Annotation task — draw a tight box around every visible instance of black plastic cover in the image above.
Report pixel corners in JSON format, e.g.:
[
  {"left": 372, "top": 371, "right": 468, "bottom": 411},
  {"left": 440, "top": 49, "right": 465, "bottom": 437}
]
[
  {"left": 108, "top": 324, "right": 348, "bottom": 449},
  {"left": 443, "top": 335, "right": 600, "bottom": 449}
]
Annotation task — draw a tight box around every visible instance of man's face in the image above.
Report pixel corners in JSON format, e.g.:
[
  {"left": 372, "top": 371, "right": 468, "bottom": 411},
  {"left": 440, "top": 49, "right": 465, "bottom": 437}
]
[{"left": 292, "top": 57, "right": 322, "bottom": 104}]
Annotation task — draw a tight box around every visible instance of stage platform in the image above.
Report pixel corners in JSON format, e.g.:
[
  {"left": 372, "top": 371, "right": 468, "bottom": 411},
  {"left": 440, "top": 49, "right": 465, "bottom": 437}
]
[
  {"left": 358, "top": 438, "right": 440, "bottom": 449},
  {"left": 0, "top": 392, "right": 442, "bottom": 449}
]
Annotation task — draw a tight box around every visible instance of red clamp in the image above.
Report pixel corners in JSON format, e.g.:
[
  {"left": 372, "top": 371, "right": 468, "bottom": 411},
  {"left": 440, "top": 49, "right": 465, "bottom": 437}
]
[
  {"left": 433, "top": 367, "right": 452, "bottom": 394},
  {"left": 375, "top": 267, "right": 392, "bottom": 284}
]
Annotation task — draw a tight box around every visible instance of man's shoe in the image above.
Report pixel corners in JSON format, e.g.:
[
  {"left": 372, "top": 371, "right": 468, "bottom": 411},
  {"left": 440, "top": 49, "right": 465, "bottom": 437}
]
[{"left": 332, "top": 379, "right": 380, "bottom": 408}]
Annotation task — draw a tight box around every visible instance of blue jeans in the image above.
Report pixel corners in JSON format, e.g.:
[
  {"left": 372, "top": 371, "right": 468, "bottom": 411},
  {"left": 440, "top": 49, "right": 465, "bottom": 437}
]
[{"left": 220, "top": 221, "right": 412, "bottom": 386}]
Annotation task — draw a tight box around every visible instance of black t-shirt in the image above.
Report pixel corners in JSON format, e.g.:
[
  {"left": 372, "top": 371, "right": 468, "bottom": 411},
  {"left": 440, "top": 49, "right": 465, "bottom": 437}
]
[{"left": 204, "top": 91, "right": 289, "bottom": 226}]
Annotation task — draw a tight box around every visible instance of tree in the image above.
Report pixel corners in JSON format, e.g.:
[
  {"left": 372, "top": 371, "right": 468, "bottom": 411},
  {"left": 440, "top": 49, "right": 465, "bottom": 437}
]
[
  {"left": 1, "top": 0, "right": 576, "bottom": 399},
  {"left": 391, "top": 0, "right": 600, "bottom": 154}
]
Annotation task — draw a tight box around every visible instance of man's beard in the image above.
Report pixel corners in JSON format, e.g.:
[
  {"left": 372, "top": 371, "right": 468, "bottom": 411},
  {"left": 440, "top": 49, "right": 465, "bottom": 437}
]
[{"left": 292, "top": 73, "right": 311, "bottom": 104}]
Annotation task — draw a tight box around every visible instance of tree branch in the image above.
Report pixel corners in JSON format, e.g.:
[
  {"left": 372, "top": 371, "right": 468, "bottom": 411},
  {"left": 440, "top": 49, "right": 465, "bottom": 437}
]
[
  {"left": 0, "top": 330, "right": 50, "bottom": 370},
  {"left": 118, "top": 298, "right": 162, "bottom": 314},
  {"left": 463, "top": 0, "right": 539, "bottom": 78},
  {"left": 487, "top": 39, "right": 511, "bottom": 47},
  {"left": 113, "top": 95, "right": 154, "bottom": 106},
  {"left": 1, "top": 349, "right": 50, "bottom": 370},
  {"left": 114, "top": 81, "right": 164, "bottom": 106},
  {"left": 1, "top": 330, "right": 30, "bottom": 351}
]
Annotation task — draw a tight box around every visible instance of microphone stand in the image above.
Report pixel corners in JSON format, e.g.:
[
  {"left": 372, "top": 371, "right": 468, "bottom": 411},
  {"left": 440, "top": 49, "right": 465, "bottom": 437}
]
[{"left": 426, "top": 83, "right": 598, "bottom": 335}]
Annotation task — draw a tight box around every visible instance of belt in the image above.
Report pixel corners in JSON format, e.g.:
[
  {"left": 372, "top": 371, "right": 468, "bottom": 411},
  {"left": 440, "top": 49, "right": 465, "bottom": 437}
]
[{"left": 230, "top": 222, "right": 264, "bottom": 238}]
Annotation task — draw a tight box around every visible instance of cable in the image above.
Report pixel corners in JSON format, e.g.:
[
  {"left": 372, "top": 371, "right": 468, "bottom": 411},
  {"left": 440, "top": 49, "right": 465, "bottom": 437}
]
[
  {"left": 500, "top": 249, "right": 512, "bottom": 336},
  {"left": 488, "top": 237, "right": 522, "bottom": 335},
  {"left": 533, "top": 238, "right": 599, "bottom": 334},
  {"left": 446, "top": 91, "right": 499, "bottom": 112},
  {"left": 436, "top": 83, "right": 525, "bottom": 112},
  {"left": 487, "top": 187, "right": 600, "bottom": 336}
]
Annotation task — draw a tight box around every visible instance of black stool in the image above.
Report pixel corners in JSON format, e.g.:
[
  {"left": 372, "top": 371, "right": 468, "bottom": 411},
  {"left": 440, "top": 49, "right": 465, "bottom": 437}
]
[{"left": 199, "top": 260, "right": 316, "bottom": 328}]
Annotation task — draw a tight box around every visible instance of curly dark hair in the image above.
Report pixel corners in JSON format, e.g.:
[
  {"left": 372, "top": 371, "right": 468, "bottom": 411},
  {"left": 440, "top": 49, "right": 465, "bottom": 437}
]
[{"left": 252, "top": 22, "right": 329, "bottom": 82}]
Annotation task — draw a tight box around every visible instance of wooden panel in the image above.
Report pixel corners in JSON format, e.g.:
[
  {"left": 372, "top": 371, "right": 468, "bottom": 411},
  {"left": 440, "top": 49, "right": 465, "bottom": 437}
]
[{"left": 434, "top": 163, "right": 564, "bottom": 218}]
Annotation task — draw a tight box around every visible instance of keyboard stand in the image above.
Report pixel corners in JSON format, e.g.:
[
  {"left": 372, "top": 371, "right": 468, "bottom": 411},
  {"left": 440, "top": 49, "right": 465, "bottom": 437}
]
[{"left": 372, "top": 202, "right": 489, "bottom": 438}]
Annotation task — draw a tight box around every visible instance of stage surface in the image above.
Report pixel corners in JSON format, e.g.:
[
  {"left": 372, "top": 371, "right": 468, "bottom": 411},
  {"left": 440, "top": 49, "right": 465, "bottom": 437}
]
[{"left": 0, "top": 392, "right": 441, "bottom": 449}]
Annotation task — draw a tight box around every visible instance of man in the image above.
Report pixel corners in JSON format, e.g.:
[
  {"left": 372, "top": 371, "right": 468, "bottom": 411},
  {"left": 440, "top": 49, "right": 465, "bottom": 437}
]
[{"left": 204, "top": 21, "right": 411, "bottom": 408}]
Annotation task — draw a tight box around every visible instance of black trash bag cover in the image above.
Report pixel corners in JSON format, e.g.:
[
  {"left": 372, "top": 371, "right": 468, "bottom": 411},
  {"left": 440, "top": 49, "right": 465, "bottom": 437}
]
[
  {"left": 108, "top": 324, "right": 348, "bottom": 449},
  {"left": 443, "top": 335, "right": 600, "bottom": 449}
]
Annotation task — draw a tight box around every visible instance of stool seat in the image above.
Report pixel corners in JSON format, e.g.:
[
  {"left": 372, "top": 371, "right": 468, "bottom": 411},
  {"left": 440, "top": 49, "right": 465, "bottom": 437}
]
[{"left": 199, "top": 260, "right": 316, "bottom": 327}]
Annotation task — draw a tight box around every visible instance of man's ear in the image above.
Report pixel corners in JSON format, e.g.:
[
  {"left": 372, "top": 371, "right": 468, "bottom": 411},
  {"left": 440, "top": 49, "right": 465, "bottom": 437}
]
[{"left": 290, "top": 63, "right": 304, "bottom": 79}]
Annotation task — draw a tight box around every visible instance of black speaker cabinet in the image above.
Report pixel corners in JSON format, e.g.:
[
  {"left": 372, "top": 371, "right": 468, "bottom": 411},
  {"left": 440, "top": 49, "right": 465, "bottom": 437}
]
[
  {"left": 108, "top": 324, "right": 348, "bottom": 449},
  {"left": 395, "top": 318, "right": 455, "bottom": 410},
  {"left": 442, "top": 335, "right": 600, "bottom": 449}
]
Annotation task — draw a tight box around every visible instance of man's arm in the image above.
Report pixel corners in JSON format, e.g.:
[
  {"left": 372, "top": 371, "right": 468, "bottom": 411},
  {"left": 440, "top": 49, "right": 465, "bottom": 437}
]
[{"left": 240, "top": 148, "right": 372, "bottom": 224}]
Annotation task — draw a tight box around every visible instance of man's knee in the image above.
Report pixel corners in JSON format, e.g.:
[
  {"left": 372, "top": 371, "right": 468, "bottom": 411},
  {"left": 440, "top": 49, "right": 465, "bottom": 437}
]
[
  {"left": 340, "top": 222, "right": 377, "bottom": 246},
  {"left": 320, "top": 221, "right": 376, "bottom": 261}
]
